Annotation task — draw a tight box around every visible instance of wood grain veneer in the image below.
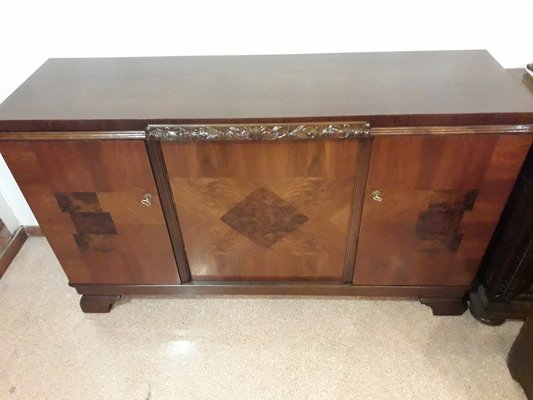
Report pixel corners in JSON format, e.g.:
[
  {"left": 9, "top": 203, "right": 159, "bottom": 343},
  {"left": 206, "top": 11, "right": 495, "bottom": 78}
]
[
  {"left": 0, "top": 141, "right": 179, "bottom": 285},
  {"left": 162, "top": 140, "right": 360, "bottom": 281},
  {"left": 354, "top": 134, "right": 533, "bottom": 286}
]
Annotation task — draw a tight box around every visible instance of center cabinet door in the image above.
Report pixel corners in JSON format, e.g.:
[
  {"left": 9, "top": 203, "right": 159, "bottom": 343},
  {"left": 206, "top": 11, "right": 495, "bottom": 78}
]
[
  {"left": 354, "top": 134, "right": 533, "bottom": 287},
  {"left": 162, "top": 141, "right": 360, "bottom": 281}
]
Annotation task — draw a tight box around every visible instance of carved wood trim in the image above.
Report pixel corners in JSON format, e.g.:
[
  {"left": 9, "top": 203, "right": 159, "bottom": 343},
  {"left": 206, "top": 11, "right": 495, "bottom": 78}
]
[
  {"left": 146, "top": 122, "right": 371, "bottom": 141},
  {"left": 372, "top": 124, "right": 533, "bottom": 136}
]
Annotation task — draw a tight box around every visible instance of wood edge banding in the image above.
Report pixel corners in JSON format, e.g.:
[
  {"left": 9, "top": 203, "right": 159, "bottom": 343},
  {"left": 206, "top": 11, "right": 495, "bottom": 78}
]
[
  {"left": 342, "top": 137, "right": 372, "bottom": 282},
  {"left": 145, "top": 141, "right": 192, "bottom": 283},
  {"left": 372, "top": 124, "right": 533, "bottom": 136},
  {"left": 23, "top": 226, "right": 44, "bottom": 236},
  {"left": 0, "top": 124, "right": 531, "bottom": 141},
  {"left": 0, "top": 131, "right": 145, "bottom": 140},
  {"left": 71, "top": 282, "right": 469, "bottom": 297}
]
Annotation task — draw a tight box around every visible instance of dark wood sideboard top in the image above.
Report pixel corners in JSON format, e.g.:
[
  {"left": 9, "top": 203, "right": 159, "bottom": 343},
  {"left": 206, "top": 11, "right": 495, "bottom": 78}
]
[
  {"left": 0, "top": 50, "right": 532, "bottom": 132},
  {"left": 507, "top": 68, "right": 533, "bottom": 94}
]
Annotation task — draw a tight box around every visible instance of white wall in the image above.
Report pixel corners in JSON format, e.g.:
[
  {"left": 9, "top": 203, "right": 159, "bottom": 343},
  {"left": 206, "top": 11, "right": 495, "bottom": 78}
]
[
  {"left": 0, "top": 190, "right": 19, "bottom": 233},
  {"left": 1, "top": 0, "right": 532, "bottom": 227},
  {"left": 0, "top": 156, "right": 37, "bottom": 228}
]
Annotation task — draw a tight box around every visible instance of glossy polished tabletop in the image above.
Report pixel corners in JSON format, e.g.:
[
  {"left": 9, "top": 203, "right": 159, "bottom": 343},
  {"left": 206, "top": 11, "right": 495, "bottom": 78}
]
[{"left": 1, "top": 50, "right": 533, "bottom": 131}]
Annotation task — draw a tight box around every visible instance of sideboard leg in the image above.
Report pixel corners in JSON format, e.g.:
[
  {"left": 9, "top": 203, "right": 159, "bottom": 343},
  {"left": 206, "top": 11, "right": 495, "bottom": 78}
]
[
  {"left": 79, "top": 295, "right": 121, "bottom": 313},
  {"left": 420, "top": 297, "right": 468, "bottom": 316}
]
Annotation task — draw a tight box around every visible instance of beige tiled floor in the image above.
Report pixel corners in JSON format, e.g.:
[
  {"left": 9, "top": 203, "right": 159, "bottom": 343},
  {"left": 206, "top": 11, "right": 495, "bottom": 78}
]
[{"left": 0, "top": 238, "right": 526, "bottom": 399}]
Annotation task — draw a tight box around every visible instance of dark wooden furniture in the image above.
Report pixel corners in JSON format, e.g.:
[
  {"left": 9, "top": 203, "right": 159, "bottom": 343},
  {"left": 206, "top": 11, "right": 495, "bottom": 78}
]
[
  {"left": 469, "top": 69, "right": 533, "bottom": 325},
  {"left": 0, "top": 51, "right": 532, "bottom": 313},
  {"left": 508, "top": 311, "right": 533, "bottom": 399}
]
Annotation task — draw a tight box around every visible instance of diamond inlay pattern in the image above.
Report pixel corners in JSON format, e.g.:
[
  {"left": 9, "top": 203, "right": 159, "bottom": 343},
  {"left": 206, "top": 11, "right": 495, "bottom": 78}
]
[
  {"left": 221, "top": 187, "right": 309, "bottom": 248},
  {"left": 164, "top": 139, "right": 359, "bottom": 281}
]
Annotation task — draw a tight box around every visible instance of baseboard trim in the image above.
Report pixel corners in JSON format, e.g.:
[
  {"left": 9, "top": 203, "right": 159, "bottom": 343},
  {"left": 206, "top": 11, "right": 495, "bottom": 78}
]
[
  {"left": 23, "top": 226, "right": 44, "bottom": 237},
  {"left": 71, "top": 282, "right": 469, "bottom": 298},
  {"left": 0, "top": 227, "right": 28, "bottom": 279}
]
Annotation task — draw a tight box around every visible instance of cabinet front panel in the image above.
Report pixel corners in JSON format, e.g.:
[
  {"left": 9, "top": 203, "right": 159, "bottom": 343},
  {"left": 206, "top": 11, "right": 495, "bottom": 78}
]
[
  {"left": 163, "top": 141, "right": 359, "bottom": 281},
  {"left": 354, "top": 134, "right": 533, "bottom": 286},
  {"left": 0, "top": 141, "right": 180, "bottom": 285}
]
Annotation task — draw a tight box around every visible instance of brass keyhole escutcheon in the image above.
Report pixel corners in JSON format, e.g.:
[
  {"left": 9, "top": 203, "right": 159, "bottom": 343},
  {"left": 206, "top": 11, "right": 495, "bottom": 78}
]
[
  {"left": 371, "top": 190, "right": 383, "bottom": 202},
  {"left": 141, "top": 193, "right": 152, "bottom": 207}
]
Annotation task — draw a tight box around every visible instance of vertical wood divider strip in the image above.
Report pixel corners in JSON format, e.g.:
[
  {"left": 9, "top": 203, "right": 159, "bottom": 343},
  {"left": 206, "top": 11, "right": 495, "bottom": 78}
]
[
  {"left": 145, "top": 141, "right": 192, "bottom": 283},
  {"left": 342, "top": 137, "right": 373, "bottom": 282}
]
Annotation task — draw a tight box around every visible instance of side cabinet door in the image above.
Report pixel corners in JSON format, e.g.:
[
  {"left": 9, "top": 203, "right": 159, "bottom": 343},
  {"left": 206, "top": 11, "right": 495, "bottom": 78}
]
[
  {"left": 354, "top": 134, "right": 533, "bottom": 286},
  {"left": 0, "top": 141, "right": 180, "bottom": 285}
]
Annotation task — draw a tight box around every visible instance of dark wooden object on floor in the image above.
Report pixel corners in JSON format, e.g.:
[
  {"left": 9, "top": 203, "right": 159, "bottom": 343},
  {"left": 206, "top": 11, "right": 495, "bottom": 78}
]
[
  {"left": 469, "top": 69, "right": 533, "bottom": 325},
  {"left": 0, "top": 52, "right": 532, "bottom": 313},
  {"left": 79, "top": 295, "right": 121, "bottom": 313},
  {"left": 420, "top": 298, "right": 468, "bottom": 316},
  {"left": 508, "top": 312, "right": 533, "bottom": 399}
]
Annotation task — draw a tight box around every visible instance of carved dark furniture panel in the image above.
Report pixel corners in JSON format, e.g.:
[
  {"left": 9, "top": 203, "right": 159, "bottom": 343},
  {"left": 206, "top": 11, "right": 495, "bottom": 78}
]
[
  {"left": 468, "top": 69, "right": 533, "bottom": 324},
  {"left": 146, "top": 122, "right": 371, "bottom": 141}
]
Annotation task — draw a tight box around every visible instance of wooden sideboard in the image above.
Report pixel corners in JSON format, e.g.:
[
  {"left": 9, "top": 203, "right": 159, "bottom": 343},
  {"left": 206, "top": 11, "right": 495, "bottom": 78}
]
[{"left": 0, "top": 51, "right": 532, "bottom": 313}]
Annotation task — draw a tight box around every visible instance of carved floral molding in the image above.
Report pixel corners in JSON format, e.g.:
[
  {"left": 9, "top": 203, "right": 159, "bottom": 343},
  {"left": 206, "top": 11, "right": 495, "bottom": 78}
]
[{"left": 146, "top": 122, "right": 371, "bottom": 141}]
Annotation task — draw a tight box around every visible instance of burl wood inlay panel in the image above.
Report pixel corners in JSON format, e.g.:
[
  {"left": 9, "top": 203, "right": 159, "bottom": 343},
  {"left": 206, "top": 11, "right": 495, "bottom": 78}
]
[
  {"left": 163, "top": 140, "right": 360, "bottom": 281},
  {"left": 415, "top": 189, "right": 478, "bottom": 252},
  {"left": 55, "top": 192, "right": 118, "bottom": 252},
  {"left": 354, "top": 134, "right": 533, "bottom": 286},
  {"left": 220, "top": 187, "right": 309, "bottom": 248},
  {"left": 0, "top": 141, "right": 179, "bottom": 284}
]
